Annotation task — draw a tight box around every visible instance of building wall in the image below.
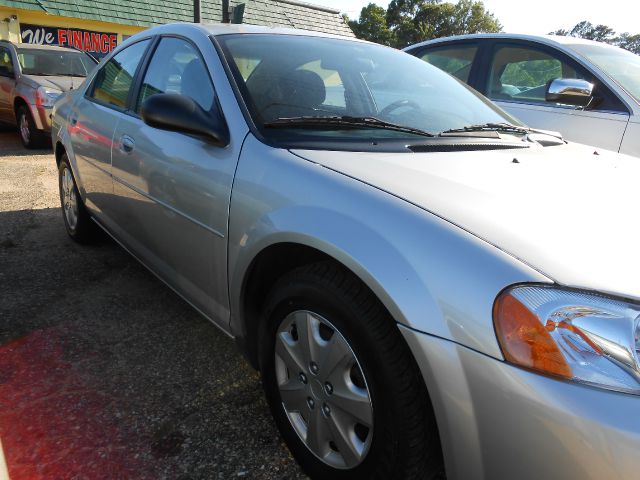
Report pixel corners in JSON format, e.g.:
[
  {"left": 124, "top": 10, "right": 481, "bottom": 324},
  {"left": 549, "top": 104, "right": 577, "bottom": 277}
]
[{"left": 0, "top": 7, "right": 145, "bottom": 54}]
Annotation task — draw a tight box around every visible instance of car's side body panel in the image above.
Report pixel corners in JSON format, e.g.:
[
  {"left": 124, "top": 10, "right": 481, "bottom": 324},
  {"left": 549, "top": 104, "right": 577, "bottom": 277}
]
[
  {"left": 54, "top": 24, "right": 251, "bottom": 329},
  {"left": 227, "top": 135, "right": 549, "bottom": 360},
  {"left": 493, "top": 100, "right": 628, "bottom": 152}
]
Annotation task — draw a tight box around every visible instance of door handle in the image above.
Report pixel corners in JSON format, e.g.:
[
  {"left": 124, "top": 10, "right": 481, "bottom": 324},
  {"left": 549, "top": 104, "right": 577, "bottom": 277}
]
[
  {"left": 120, "top": 135, "right": 135, "bottom": 153},
  {"left": 69, "top": 113, "right": 78, "bottom": 125}
]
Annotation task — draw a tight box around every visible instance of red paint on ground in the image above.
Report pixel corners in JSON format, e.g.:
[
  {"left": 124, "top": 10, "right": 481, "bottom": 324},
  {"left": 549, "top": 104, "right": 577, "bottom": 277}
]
[{"left": 0, "top": 329, "right": 154, "bottom": 479}]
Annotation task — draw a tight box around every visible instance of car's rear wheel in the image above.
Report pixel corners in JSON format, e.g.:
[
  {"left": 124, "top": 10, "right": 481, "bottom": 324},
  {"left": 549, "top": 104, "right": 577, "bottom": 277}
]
[
  {"left": 58, "top": 154, "right": 96, "bottom": 243},
  {"left": 259, "top": 261, "right": 444, "bottom": 479},
  {"left": 17, "top": 105, "right": 46, "bottom": 149}
]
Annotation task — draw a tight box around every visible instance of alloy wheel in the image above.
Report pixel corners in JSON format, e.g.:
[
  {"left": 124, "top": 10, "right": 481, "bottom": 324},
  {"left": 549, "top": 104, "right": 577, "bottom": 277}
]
[
  {"left": 61, "top": 166, "right": 79, "bottom": 231},
  {"left": 19, "top": 113, "right": 30, "bottom": 145}
]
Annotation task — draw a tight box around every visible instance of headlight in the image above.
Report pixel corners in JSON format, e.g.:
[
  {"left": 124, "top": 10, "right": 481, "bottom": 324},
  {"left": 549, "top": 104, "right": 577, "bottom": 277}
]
[
  {"left": 35, "top": 86, "right": 62, "bottom": 108},
  {"left": 494, "top": 284, "right": 640, "bottom": 395}
]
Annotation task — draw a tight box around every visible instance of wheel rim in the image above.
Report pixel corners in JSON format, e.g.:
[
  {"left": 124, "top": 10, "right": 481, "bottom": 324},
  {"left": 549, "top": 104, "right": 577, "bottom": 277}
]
[
  {"left": 61, "top": 167, "right": 79, "bottom": 231},
  {"left": 275, "top": 310, "right": 374, "bottom": 469},
  {"left": 19, "top": 113, "right": 30, "bottom": 144}
]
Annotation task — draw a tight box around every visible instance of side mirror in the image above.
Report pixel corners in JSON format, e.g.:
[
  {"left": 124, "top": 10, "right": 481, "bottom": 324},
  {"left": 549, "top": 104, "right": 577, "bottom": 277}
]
[
  {"left": 140, "top": 94, "right": 229, "bottom": 146},
  {"left": 546, "top": 78, "right": 594, "bottom": 107}
]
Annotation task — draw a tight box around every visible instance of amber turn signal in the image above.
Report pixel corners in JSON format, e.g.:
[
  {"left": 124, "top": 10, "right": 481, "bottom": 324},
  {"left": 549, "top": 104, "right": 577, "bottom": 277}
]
[{"left": 494, "top": 292, "right": 572, "bottom": 379}]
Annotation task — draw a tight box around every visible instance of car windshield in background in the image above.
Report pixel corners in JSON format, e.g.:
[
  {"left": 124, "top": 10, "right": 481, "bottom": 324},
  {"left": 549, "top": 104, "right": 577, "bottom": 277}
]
[
  {"left": 218, "top": 34, "right": 515, "bottom": 146},
  {"left": 16, "top": 48, "right": 95, "bottom": 77},
  {"left": 571, "top": 43, "right": 640, "bottom": 105}
]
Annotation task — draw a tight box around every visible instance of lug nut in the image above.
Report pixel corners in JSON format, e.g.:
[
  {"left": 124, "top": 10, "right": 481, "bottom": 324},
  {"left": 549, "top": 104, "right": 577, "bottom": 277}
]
[
  {"left": 307, "top": 397, "right": 315, "bottom": 409},
  {"left": 324, "top": 382, "right": 333, "bottom": 395},
  {"left": 322, "top": 403, "right": 331, "bottom": 416},
  {"left": 299, "top": 372, "right": 308, "bottom": 384},
  {"left": 309, "top": 362, "right": 319, "bottom": 375}
]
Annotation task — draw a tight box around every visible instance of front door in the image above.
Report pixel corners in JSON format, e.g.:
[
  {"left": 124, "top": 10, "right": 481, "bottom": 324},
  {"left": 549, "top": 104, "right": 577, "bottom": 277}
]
[
  {"left": 110, "top": 36, "right": 237, "bottom": 324},
  {"left": 69, "top": 39, "right": 151, "bottom": 220},
  {"left": 486, "top": 43, "right": 630, "bottom": 152}
]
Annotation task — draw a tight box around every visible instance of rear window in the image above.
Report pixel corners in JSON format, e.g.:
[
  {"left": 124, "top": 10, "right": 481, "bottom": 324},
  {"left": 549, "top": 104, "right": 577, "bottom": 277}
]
[{"left": 16, "top": 48, "right": 96, "bottom": 77}]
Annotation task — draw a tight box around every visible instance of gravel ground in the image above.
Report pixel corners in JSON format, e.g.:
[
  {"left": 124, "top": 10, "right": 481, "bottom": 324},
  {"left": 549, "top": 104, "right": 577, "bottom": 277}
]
[{"left": 0, "top": 128, "right": 307, "bottom": 479}]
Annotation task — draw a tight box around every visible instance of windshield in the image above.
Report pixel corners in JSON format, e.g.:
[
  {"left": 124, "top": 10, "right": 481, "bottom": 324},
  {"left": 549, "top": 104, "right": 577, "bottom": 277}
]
[
  {"left": 571, "top": 43, "right": 640, "bottom": 105},
  {"left": 217, "top": 34, "right": 516, "bottom": 147},
  {"left": 16, "top": 48, "right": 96, "bottom": 77}
]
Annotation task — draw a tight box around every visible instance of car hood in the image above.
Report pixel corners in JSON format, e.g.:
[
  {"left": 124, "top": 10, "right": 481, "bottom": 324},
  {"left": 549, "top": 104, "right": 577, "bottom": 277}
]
[
  {"left": 291, "top": 142, "right": 640, "bottom": 301},
  {"left": 21, "top": 75, "right": 80, "bottom": 92}
]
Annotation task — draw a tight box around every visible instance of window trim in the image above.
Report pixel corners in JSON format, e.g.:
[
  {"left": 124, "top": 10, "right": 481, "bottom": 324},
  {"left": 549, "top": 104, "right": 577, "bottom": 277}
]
[
  {"left": 483, "top": 40, "right": 629, "bottom": 115},
  {"left": 84, "top": 37, "right": 155, "bottom": 114}
]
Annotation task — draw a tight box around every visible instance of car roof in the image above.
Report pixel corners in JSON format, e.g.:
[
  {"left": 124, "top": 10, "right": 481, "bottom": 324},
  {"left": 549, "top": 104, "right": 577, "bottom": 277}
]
[
  {"left": 404, "top": 33, "right": 618, "bottom": 52},
  {"left": 142, "top": 22, "right": 366, "bottom": 42},
  {"left": 0, "top": 40, "right": 83, "bottom": 53}
]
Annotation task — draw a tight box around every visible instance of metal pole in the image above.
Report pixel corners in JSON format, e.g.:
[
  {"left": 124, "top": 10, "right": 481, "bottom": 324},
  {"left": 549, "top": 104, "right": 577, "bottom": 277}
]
[
  {"left": 194, "top": 0, "right": 201, "bottom": 23},
  {"left": 222, "top": 0, "right": 230, "bottom": 23}
]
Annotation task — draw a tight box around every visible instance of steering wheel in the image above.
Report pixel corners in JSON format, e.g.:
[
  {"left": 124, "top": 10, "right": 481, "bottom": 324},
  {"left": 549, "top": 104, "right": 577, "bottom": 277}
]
[{"left": 380, "top": 99, "right": 422, "bottom": 117}]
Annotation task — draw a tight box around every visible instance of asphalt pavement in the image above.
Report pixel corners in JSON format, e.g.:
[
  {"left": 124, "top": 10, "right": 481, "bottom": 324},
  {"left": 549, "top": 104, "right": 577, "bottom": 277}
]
[{"left": 0, "top": 128, "right": 307, "bottom": 479}]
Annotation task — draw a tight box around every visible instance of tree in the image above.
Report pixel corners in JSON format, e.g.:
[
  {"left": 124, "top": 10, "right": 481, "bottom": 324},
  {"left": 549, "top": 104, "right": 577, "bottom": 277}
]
[
  {"left": 550, "top": 20, "right": 640, "bottom": 55},
  {"left": 349, "top": 0, "right": 502, "bottom": 48},
  {"left": 616, "top": 33, "right": 640, "bottom": 54},
  {"left": 347, "top": 4, "right": 394, "bottom": 46}
]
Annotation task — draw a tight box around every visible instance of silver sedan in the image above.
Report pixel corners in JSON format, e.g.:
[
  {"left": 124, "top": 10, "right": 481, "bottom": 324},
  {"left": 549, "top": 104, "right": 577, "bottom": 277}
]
[
  {"left": 51, "top": 23, "right": 640, "bottom": 479},
  {"left": 405, "top": 34, "right": 640, "bottom": 157}
]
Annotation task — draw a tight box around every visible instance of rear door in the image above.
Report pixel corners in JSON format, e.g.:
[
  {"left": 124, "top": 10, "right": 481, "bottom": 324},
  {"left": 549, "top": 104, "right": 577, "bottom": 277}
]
[
  {"left": 483, "top": 42, "right": 629, "bottom": 151},
  {"left": 0, "top": 46, "right": 16, "bottom": 124},
  {"left": 69, "top": 38, "right": 151, "bottom": 220},
  {"left": 109, "top": 35, "right": 237, "bottom": 323}
]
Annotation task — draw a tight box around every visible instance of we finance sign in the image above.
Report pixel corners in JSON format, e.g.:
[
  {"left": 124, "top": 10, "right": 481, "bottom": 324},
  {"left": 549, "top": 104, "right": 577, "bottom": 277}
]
[{"left": 20, "top": 24, "right": 118, "bottom": 57}]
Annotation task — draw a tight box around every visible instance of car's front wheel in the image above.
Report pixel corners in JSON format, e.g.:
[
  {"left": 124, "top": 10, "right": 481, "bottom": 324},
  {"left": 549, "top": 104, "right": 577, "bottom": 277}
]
[
  {"left": 260, "top": 261, "right": 444, "bottom": 479},
  {"left": 17, "top": 105, "right": 46, "bottom": 149}
]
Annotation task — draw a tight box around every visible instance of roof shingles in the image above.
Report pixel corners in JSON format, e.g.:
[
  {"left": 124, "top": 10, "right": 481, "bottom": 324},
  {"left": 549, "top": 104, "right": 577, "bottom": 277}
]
[{"left": 0, "top": 0, "right": 353, "bottom": 36}]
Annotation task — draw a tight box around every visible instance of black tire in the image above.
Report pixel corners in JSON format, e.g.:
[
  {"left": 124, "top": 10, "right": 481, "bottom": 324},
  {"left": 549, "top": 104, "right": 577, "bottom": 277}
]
[
  {"left": 58, "top": 154, "right": 96, "bottom": 243},
  {"left": 259, "top": 261, "right": 444, "bottom": 480},
  {"left": 16, "top": 105, "right": 47, "bottom": 149}
]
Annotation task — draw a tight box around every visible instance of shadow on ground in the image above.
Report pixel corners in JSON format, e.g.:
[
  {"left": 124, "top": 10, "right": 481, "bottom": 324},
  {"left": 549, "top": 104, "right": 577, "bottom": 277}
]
[{"left": 0, "top": 205, "right": 305, "bottom": 479}]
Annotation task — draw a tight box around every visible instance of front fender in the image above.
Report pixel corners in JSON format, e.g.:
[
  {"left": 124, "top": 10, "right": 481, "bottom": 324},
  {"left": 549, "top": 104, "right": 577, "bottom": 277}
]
[{"left": 228, "top": 135, "right": 550, "bottom": 360}]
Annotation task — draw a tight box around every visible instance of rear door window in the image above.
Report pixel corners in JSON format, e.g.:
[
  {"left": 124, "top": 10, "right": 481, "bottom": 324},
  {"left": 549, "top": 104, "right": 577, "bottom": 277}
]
[{"left": 89, "top": 39, "right": 150, "bottom": 109}]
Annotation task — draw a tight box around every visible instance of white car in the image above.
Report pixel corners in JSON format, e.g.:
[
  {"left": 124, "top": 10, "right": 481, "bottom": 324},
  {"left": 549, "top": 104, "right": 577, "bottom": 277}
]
[{"left": 405, "top": 34, "right": 640, "bottom": 157}]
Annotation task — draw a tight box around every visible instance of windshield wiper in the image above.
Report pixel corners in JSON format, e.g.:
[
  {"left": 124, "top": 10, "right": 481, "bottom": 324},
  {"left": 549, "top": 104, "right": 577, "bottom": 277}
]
[
  {"left": 264, "top": 116, "right": 435, "bottom": 138},
  {"left": 25, "top": 72, "right": 85, "bottom": 77},
  {"left": 441, "top": 122, "right": 565, "bottom": 143},
  {"left": 440, "top": 122, "right": 531, "bottom": 135}
]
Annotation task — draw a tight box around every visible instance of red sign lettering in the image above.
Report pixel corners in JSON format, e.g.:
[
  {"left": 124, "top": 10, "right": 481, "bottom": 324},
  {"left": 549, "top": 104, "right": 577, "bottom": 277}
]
[{"left": 20, "top": 24, "right": 118, "bottom": 57}]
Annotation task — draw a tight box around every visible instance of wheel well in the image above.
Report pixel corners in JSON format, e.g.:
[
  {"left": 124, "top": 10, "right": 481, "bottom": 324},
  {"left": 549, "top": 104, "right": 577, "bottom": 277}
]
[
  {"left": 13, "top": 96, "right": 28, "bottom": 115},
  {"left": 54, "top": 142, "right": 66, "bottom": 166},
  {"left": 241, "top": 243, "right": 368, "bottom": 369}
]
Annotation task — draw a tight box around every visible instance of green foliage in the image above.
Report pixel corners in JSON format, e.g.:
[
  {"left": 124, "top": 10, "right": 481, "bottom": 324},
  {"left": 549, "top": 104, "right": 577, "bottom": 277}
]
[
  {"left": 500, "top": 60, "right": 561, "bottom": 88},
  {"left": 349, "top": 0, "right": 502, "bottom": 48},
  {"left": 550, "top": 21, "right": 640, "bottom": 55},
  {"left": 348, "top": 4, "right": 395, "bottom": 46}
]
